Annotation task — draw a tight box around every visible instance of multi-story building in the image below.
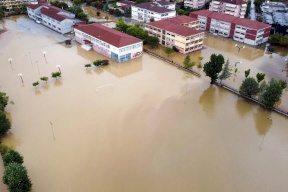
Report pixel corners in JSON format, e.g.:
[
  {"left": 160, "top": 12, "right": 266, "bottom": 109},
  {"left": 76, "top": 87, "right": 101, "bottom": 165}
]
[
  {"left": 145, "top": 15, "right": 204, "bottom": 54},
  {"left": 184, "top": 0, "right": 209, "bottom": 9},
  {"left": 131, "top": 1, "right": 176, "bottom": 22},
  {"left": 190, "top": 10, "right": 271, "bottom": 45},
  {"left": 74, "top": 23, "right": 143, "bottom": 63},
  {"left": 209, "top": 0, "right": 247, "bottom": 18},
  {"left": 27, "top": 3, "right": 78, "bottom": 34}
]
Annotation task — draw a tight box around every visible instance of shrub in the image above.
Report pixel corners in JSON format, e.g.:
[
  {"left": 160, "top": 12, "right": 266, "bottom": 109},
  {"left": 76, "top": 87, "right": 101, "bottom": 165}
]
[
  {"left": 3, "top": 149, "right": 24, "bottom": 166},
  {"left": 3, "top": 163, "right": 32, "bottom": 192},
  {"left": 0, "top": 110, "right": 11, "bottom": 135},
  {"left": 0, "top": 143, "right": 11, "bottom": 155}
]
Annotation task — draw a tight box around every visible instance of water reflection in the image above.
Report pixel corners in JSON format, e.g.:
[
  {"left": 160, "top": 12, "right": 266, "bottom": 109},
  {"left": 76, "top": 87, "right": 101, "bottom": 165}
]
[
  {"left": 253, "top": 109, "right": 272, "bottom": 136},
  {"left": 236, "top": 98, "right": 254, "bottom": 119},
  {"left": 54, "top": 80, "right": 63, "bottom": 87},
  {"left": 34, "top": 90, "right": 41, "bottom": 95},
  {"left": 198, "top": 85, "right": 216, "bottom": 116}
]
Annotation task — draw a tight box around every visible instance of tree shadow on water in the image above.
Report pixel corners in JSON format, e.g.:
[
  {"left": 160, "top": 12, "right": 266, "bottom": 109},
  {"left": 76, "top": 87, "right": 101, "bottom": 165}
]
[
  {"left": 236, "top": 98, "right": 254, "bottom": 119},
  {"left": 54, "top": 80, "right": 63, "bottom": 87},
  {"left": 198, "top": 85, "right": 217, "bottom": 116},
  {"left": 253, "top": 108, "right": 272, "bottom": 136}
]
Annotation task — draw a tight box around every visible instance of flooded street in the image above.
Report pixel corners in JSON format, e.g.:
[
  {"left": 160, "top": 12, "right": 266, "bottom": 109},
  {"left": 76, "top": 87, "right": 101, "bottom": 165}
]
[{"left": 1, "top": 17, "right": 288, "bottom": 192}]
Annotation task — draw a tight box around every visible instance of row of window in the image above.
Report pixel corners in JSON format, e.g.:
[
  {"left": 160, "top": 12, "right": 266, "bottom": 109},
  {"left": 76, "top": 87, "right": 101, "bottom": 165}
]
[
  {"left": 43, "top": 21, "right": 61, "bottom": 31},
  {"left": 42, "top": 15, "right": 61, "bottom": 24},
  {"left": 119, "top": 43, "right": 142, "bottom": 53}
]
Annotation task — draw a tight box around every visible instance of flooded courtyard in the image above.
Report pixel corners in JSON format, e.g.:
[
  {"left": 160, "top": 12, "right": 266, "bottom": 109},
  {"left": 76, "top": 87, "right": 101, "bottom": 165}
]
[{"left": 0, "top": 17, "right": 288, "bottom": 192}]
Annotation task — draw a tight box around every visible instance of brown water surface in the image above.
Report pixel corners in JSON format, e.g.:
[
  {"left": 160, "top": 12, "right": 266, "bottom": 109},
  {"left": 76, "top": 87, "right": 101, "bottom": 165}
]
[{"left": 0, "top": 17, "right": 288, "bottom": 192}]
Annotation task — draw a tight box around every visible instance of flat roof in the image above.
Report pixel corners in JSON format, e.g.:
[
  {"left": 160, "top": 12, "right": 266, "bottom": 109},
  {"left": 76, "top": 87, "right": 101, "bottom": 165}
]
[
  {"left": 190, "top": 10, "right": 213, "bottom": 17},
  {"left": 209, "top": 12, "right": 237, "bottom": 23},
  {"left": 132, "top": 2, "right": 174, "bottom": 13},
  {"left": 233, "top": 18, "right": 271, "bottom": 29},
  {"left": 164, "top": 15, "right": 198, "bottom": 24}
]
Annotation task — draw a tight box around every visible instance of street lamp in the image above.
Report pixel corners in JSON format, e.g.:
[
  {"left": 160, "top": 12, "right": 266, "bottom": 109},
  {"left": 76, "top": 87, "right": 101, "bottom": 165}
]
[
  {"left": 17, "top": 73, "right": 24, "bottom": 84},
  {"left": 235, "top": 61, "right": 242, "bottom": 66},
  {"left": 56, "top": 65, "right": 61, "bottom": 73},
  {"left": 43, "top": 51, "right": 47, "bottom": 63},
  {"left": 235, "top": 44, "right": 245, "bottom": 52},
  {"left": 8, "top": 58, "right": 12, "bottom": 65}
]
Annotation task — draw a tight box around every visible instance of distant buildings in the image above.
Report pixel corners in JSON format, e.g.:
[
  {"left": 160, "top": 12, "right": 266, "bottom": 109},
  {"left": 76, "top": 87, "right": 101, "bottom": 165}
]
[
  {"left": 131, "top": 1, "right": 176, "bottom": 22},
  {"left": 74, "top": 23, "right": 143, "bottom": 63},
  {"left": 27, "top": 3, "right": 78, "bottom": 34},
  {"left": 209, "top": 0, "right": 247, "bottom": 18},
  {"left": 190, "top": 10, "right": 271, "bottom": 45},
  {"left": 184, "top": 0, "right": 209, "bottom": 9},
  {"left": 0, "top": 0, "right": 37, "bottom": 12},
  {"left": 145, "top": 15, "right": 204, "bottom": 54}
]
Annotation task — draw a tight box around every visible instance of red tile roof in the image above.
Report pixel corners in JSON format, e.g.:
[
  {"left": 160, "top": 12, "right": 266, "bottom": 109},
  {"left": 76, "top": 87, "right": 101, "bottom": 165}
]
[
  {"left": 74, "top": 24, "right": 142, "bottom": 48},
  {"left": 147, "top": 20, "right": 202, "bottom": 37},
  {"left": 209, "top": 12, "right": 237, "bottom": 23},
  {"left": 163, "top": 15, "right": 198, "bottom": 24},
  {"left": 27, "top": 3, "right": 43, "bottom": 10},
  {"left": 233, "top": 18, "right": 271, "bottom": 30},
  {"left": 190, "top": 10, "right": 213, "bottom": 17},
  {"left": 40, "top": 5, "right": 73, "bottom": 22}
]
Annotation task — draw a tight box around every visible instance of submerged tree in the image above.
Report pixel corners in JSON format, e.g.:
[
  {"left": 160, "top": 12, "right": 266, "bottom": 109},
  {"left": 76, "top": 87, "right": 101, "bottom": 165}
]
[
  {"left": 0, "top": 110, "right": 11, "bottom": 135},
  {"left": 32, "top": 81, "right": 39, "bottom": 88},
  {"left": 203, "top": 54, "right": 225, "bottom": 84},
  {"left": 239, "top": 77, "right": 259, "bottom": 98},
  {"left": 163, "top": 47, "right": 174, "bottom": 57},
  {"left": 40, "top": 76, "right": 49, "bottom": 84},
  {"left": 218, "top": 59, "right": 232, "bottom": 84},
  {"left": 3, "top": 149, "right": 24, "bottom": 166},
  {"left": 0, "top": 92, "right": 9, "bottom": 111},
  {"left": 51, "top": 72, "right": 61, "bottom": 80},
  {"left": 183, "top": 55, "right": 195, "bottom": 69},
  {"left": 93, "top": 60, "right": 103, "bottom": 67},
  {"left": 244, "top": 69, "right": 250, "bottom": 78},
  {"left": 197, "top": 56, "right": 204, "bottom": 68},
  {"left": 256, "top": 73, "right": 265, "bottom": 83},
  {"left": 259, "top": 78, "right": 285, "bottom": 109}
]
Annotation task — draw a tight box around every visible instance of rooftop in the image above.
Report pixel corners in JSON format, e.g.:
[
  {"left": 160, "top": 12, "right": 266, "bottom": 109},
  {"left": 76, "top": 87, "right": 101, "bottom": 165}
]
[
  {"left": 74, "top": 23, "right": 142, "bottom": 48},
  {"left": 117, "top": 0, "right": 135, "bottom": 6},
  {"left": 233, "top": 18, "right": 271, "bottom": 29},
  {"left": 147, "top": 20, "right": 202, "bottom": 36},
  {"left": 40, "top": 5, "right": 74, "bottom": 21},
  {"left": 164, "top": 15, "right": 198, "bottom": 24},
  {"left": 209, "top": 12, "right": 237, "bottom": 22},
  {"left": 190, "top": 10, "right": 213, "bottom": 17},
  {"left": 132, "top": 2, "right": 174, "bottom": 13},
  {"left": 27, "top": 3, "right": 43, "bottom": 10}
]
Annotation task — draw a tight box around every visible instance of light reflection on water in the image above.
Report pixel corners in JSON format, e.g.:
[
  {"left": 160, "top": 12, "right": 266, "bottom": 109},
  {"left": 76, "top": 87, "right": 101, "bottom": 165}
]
[{"left": 0, "top": 17, "right": 288, "bottom": 192}]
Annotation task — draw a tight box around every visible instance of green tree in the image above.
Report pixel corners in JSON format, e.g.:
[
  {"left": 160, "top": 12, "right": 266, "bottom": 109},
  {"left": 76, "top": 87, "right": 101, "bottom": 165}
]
[
  {"left": 183, "top": 55, "right": 195, "bottom": 69},
  {"left": 126, "top": 25, "right": 148, "bottom": 40},
  {"left": 0, "top": 143, "right": 11, "bottom": 155},
  {"left": 244, "top": 69, "right": 250, "bottom": 78},
  {"left": 149, "top": 17, "right": 155, "bottom": 22},
  {"left": 13, "top": 7, "right": 21, "bottom": 15},
  {"left": 77, "top": 12, "right": 89, "bottom": 21},
  {"left": 0, "top": 92, "right": 9, "bottom": 111},
  {"left": 32, "top": 81, "right": 39, "bottom": 88},
  {"left": 93, "top": 60, "right": 102, "bottom": 67},
  {"left": 197, "top": 56, "right": 204, "bottom": 68},
  {"left": 51, "top": 72, "right": 61, "bottom": 80},
  {"left": 0, "top": 110, "right": 11, "bottom": 135},
  {"left": 115, "top": 19, "right": 129, "bottom": 33},
  {"left": 163, "top": 47, "right": 174, "bottom": 57},
  {"left": 245, "top": 0, "right": 251, "bottom": 18},
  {"left": 104, "top": 16, "right": 109, "bottom": 21},
  {"left": 259, "top": 78, "right": 284, "bottom": 109},
  {"left": 270, "top": 33, "right": 281, "bottom": 44},
  {"left": 256, "top": 73, "right": 265, "bottom": 83},
  {"left": 135, "top": 0, "right": 151, "bottom": 3},
  {"left": 239, "top": 77, "right": 259, "bottom": 98},
  {"left": 84, "top": 64, "right": 91, "bottom": 69},
  {"left": 3, "top": 163, "right": 32, "bottom": 192},
  {"left": 0, "top": 7, "right": 4, "bottom": 19},
  {"left": 3, "top": 149, "right": 24, "bottom": 166},
  {"left": 96, "top": 11, "right": 101, "bottom": 16},
  {"left": 218, "top": 59, "right": 232, "bottom": 84},
  {"left": 177, "top": 9, "right": 184, "bottom": 15},
  {"left": 279, "top": 80, "right": 287, "bottom": 90},
  {"left": 279, "top": 35, "right": 288, "bottom": 46},
  {"left": 172, "top": 46, "right": 179, "bottom": 52},
  {"left": 203, "top": 54, "right": 225, "bottom": 84},
  {"left": 73, "top": 0, "right": 82, "bottom": 6},
  {"left": 40, "top": 76, "right": 48, "bottom": 84},
  {"left": 145, "top": 35, "right": 159, "bottom": 48}
]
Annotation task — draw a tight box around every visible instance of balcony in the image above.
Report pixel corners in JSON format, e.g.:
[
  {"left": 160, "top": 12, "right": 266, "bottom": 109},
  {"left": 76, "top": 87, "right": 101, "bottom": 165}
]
[{"left": 225, "top": 3, "right": 237, "bottom": 8}]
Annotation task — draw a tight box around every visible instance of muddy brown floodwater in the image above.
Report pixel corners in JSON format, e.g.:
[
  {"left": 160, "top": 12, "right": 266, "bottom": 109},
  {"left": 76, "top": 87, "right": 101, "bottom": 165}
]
[{"left": 0, "top": 17, "right": 288, "bottom": 192}]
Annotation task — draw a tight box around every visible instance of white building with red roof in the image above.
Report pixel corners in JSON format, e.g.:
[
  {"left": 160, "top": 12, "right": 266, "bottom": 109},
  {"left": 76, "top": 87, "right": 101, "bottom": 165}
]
[
  {"left": 131, "top": 1, "right": 176, "bottom": 22},
  {"left": 209, "top": 0, "right": 247, "bottom": 18},
  {"left": 190, "top": 10, "right": 271, "bottom": 45},
  {"left": 27, "top": 3, "right": 78, "bottom": 34},
  {"left": 184, "top": 0, "right": 210, "bottom": 9},
  {"left": 145, "top": 15, "right": 204, "bottom": 54},
  {"left": 74, "top": 23, "right": 143, "bottom": 63}
]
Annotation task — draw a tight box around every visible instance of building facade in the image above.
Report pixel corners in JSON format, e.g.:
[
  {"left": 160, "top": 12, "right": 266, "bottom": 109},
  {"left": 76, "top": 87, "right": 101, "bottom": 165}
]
[
  {"left": 184, "top": 0, "right": 209, "bottom": 9},
  {"left": 27, "top": 3, "right": 77, "bottom": 34},
  {"left": 209, "top": 0, "right": 247, "bottom": 18},
  {"left": 145, "top": 15, "right": 204, "bottom": 54},
  {"left": 74, "top": 23, "right": 143, "bottom": 63},
  {"left": 131, "top": 1, "right": 176, "bottom": 22},
  {"left": 190, "top": 10, "right": 271, "bottom": 45}
]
